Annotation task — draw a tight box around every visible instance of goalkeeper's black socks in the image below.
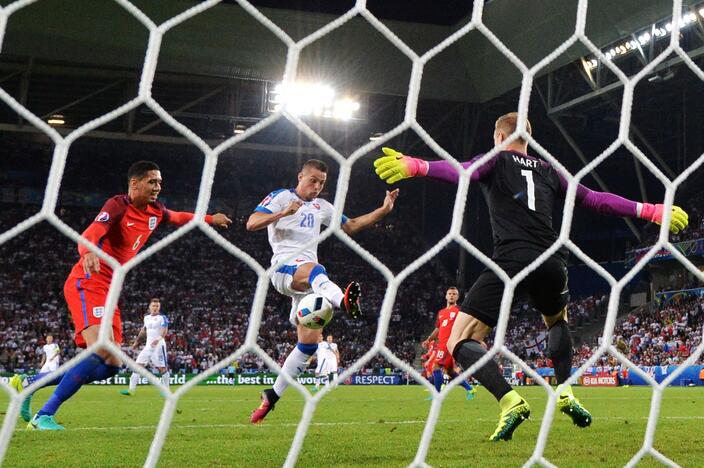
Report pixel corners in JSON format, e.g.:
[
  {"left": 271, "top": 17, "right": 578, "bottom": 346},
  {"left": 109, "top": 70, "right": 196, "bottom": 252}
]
[
  {"left": 547, "top": 319, "right": 573, "bottom": 384},
  {"left": 452, "top": 339, "right": 512, "bottom": 402}
]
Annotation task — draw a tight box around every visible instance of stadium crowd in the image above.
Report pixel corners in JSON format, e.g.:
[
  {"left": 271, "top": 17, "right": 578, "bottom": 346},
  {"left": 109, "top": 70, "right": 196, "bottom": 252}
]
[{"left": 497, "top": 293, "right": 704, "bottom": 372}]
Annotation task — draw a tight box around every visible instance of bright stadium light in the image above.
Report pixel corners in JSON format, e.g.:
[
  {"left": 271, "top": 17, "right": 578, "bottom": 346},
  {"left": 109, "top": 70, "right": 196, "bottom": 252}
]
[
  {"left": 234, "top": 124, "right": 246, "bottom": 134},
  {"left": 331, "top": 98, "right": 360, "bottom": 121},
  {"left": 369, "top": 132, "right": 383, "bottom": 141},
  {"left": 47, "top": 114, "right": 65, "bottom": 126},
  {"left": 585, "top": 4, "right": 704, "bottom": 70},
  {"left": 267, "top": 82, "right": 360, "bottom": 121}
]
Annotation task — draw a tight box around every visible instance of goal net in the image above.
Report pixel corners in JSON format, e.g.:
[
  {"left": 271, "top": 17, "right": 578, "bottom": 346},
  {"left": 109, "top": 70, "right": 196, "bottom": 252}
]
[{"left": 1, "top": 0, "right": 703, "bottom": 467}]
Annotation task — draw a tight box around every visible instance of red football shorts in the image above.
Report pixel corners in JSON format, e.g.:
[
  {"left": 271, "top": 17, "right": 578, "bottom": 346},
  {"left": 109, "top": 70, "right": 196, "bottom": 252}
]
[
  {"left": 64, "top": 274, "right": 122, "bottom": 348},
  {"left": 433, "top": 345, "right": 454, "bottom": 370}
]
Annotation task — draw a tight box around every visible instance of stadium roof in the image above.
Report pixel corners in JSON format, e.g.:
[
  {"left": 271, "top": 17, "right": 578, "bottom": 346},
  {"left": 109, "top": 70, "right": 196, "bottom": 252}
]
[{"left": 2, "top": 0, "right": 686, "bottom": 102}]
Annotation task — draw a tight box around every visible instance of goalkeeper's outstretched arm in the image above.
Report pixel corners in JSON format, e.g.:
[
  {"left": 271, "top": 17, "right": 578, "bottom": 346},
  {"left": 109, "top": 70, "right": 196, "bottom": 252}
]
[{"left": 373, "top": 147, "right": 688, "bottom": 234}]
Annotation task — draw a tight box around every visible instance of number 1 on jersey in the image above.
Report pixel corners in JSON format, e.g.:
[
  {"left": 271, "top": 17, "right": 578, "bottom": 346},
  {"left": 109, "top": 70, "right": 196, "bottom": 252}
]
[{"left": 520, "top": 170, "right": 536, "bottom": 211}]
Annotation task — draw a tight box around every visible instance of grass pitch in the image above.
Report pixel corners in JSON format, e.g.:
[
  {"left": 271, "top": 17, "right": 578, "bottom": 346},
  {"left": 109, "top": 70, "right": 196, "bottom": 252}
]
[{"left": 1, "top": 384, "right": 702, "bottom": 467}]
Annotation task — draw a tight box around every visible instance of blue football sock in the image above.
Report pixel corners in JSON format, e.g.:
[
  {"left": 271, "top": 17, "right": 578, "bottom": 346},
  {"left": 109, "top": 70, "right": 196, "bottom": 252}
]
[
  {"left": 27, "top": 372, "right": 63, "bottom": 388},
  {"left": 432, "top": 370, "right": 444, "bottom": 393},
  {"left": 37, "top": 353, "right": 104, "bottom": 417},
  {"left": 448, "top": 370, "right": 473, "bottom": 391}
]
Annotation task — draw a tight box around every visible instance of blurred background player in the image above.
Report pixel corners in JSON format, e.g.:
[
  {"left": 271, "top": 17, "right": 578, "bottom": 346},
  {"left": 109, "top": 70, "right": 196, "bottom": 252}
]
[
  {"left": 9, "top": 334, "right": 61, "bottom": 422},
  {"left": 312, "top": 334, "right": 340, "bottom": 391},
  {"left": 421, "top": 339, "right": 437, "bottom": 385},
  {"left": 38, "top": 335, "right": 61, "bottom": 375},
  {"left": 422, "top": 287, "right": 476, "bottom": 400},
  {"left": 26, "top": 161, "right": 232, "bottom": 430},
  {"left": 247, "top": 159, "right": 398, "bottom": 423},
  {"left": 120, "top": 297, "right": 170, "bottom": 396},
  {"left": 374, "top": 112, "right": 688, "bottom": 441}
]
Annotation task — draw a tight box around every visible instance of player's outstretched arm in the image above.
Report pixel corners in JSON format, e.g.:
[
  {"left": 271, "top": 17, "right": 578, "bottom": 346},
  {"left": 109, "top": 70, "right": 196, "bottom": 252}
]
[
  {"left": 246, "top": 200, "right": 303, "bottom": 231},
  {"left": 342, "top": 189, "right": 399, "bottom": 236},
  {"left": 166, "top": 210, "right": 232, "bottom": 228},
  {"left": 374, "top": 147, "right": 496, "bottom": 185},
  {"left": 562, "top": 177, "right": 689, "bottom": 234}
]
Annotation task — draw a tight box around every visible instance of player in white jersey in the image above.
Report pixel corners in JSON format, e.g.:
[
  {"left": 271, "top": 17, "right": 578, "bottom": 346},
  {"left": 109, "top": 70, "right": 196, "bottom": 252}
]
[
  {"left": 39, "top": 335, "right": 61, "bottom": 373},
  {"left": 120, "top": 298, "right": 170, "bottom": 396},
  {"left": 248, "top": 159, "right": 398, "bottom": 423},
  {"left": 313, "top": 334, "right": 340, "bottom": 391}
]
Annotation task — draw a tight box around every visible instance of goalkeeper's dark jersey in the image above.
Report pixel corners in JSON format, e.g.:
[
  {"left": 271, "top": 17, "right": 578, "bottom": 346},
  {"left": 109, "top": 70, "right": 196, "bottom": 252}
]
[{"left": 477, "top": 150, "right": 563, "bottom": 257}]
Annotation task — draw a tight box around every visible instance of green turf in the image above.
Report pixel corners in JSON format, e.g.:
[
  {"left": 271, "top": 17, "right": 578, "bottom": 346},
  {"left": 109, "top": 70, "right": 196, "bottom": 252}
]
[{"left": 0, "top": 385, "right": 702, "bottom": 467}]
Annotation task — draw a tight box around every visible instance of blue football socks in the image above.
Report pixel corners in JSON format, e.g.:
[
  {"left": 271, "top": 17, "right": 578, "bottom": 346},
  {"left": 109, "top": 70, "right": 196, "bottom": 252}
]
[{"left": 37, "top": 353, "right": 118, "bottom": 417}]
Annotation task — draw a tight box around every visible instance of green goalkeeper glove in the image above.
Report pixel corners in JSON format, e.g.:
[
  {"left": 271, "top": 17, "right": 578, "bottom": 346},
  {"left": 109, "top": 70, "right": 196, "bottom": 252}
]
[
  {"left": 373, "top": 147, "right": 428, "bottom": 184},
  {"left": 640, "top": 203, "right": 689, "bottom": 234}
]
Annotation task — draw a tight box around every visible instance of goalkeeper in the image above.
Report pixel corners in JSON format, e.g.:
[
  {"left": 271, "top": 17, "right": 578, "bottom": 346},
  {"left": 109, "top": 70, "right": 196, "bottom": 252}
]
[{"left": 373, "top": 112, "right": 688, "bottom": 441}]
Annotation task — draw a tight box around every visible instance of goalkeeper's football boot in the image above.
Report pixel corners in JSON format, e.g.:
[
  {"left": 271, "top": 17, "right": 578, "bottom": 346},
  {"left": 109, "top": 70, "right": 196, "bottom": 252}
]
[
  {"left": 27, "top": 414, "right": 64, "bottom": 431},
  {"left": 250, "top": 389, "right": 279, "bottom": 424},
  {"left": 489, "top": 391, "right": 530, "bottom": 441},
  {"left": 119, "top": 389, "right": 134, "bottom": 396},
  {"left": 10, "top": 374, "right": 32, "bottom": 422},
  {"left": 343, "top": 282, "right": 362, "bottom": 319},
  {"left": 557, "top": 390, "right": 592, "bottom": 428}
]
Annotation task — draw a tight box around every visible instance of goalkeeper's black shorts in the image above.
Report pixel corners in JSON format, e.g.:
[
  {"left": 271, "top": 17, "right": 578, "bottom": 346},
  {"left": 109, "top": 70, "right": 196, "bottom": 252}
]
[{"left": 461, "top": 248, "right": 569, "bottom": 328}]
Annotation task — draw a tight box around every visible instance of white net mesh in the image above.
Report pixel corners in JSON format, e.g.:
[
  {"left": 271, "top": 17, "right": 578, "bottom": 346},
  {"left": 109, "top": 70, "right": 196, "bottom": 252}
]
[{"left": 1, "top": 0, "right": 703, "bottom": 466}]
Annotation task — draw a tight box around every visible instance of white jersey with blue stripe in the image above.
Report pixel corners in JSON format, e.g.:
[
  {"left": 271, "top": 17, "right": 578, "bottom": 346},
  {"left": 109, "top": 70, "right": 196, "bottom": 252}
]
[
  {"left": 255, "top": 188, "right": 347, "bottom": 266},
  {"left": 144, "top": 314, "right": 168, "bottom": 342},
  {"left": 316, "top": 341, "right": 338, "bottom": 365}
]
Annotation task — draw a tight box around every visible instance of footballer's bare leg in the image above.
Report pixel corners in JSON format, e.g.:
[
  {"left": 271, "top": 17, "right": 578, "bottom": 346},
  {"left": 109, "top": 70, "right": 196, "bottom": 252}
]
[
  {"left": 447, "top": 313, "right": 492, "bottom": 354},
  {"left": 291, "top": 262, "right": 361, "bottom": 318},
  {"left": 448, "top": 312, "right": 529, "bottom": 441},
  {"left": 80, "top": 325, "right": 122, "bottom": 367}
]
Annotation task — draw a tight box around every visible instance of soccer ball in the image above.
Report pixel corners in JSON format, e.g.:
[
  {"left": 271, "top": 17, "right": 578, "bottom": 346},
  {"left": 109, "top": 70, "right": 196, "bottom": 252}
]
[{"left": 296, "top": 294, "right": 334, "bottom": 329}]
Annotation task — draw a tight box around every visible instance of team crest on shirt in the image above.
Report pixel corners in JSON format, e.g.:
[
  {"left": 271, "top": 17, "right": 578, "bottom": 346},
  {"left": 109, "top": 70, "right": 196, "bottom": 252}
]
[
  {"left": 95, "top": 212, "right": 110, "bottom": 222},
  {"left": 148, "top": 216, "right": 157, "bottom": 230},
  {"left": 313, "top": 202, "right": 320, "bottom": 210},
  {"left": 92, "top": 307, "right": 104, "bottom": 318}
]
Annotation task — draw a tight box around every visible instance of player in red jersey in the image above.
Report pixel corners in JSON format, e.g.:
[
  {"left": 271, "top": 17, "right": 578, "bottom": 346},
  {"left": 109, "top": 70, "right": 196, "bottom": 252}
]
[
  {"left": 421, "top": 339, "right": 437, "bottom": 381},
  {"left": 422, "top": 287, "right": 476, "bottom": 399},
  {"left": 27, "top": 161, "right": 232, "bottom": 430}
]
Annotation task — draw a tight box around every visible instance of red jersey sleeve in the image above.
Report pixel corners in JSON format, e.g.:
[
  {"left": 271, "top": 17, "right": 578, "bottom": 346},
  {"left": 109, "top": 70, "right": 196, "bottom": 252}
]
[
  {"left": 162, "top": 209, "right": 213, "bottom": 226},
  {"left": 78, "top": 196, "right": 128, "bottom": 256},
  {"left": 436, "top": 311, "right": 442, "bottom": 329}
]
